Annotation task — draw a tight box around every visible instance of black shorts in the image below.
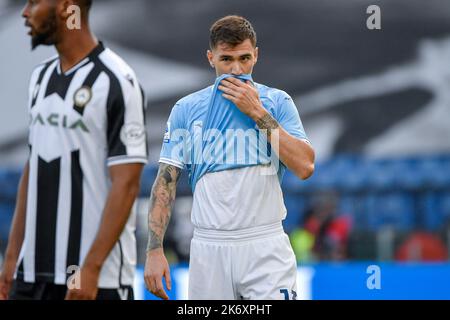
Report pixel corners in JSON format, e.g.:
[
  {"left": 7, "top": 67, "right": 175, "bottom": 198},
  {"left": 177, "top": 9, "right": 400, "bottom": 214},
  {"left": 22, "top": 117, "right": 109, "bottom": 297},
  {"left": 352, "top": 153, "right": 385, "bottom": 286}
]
[{"left": 9, "top": 279, "right": 134, "bottom": 300}]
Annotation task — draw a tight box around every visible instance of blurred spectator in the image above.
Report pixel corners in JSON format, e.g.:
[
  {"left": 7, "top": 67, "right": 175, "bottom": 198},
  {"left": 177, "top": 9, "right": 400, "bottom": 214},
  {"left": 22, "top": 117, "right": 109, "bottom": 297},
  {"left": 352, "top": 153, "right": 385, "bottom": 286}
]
[
  {"left": 290, "top": 193, "right": 352, "bottom": 262},
  {"left": 395, "top": 232, "right": 448, "bottom": 261}
]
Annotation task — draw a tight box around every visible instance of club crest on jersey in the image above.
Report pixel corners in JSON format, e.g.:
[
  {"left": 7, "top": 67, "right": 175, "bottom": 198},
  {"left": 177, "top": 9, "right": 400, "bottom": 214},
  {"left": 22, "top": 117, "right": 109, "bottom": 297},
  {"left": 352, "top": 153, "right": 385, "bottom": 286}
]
[{"left": 73, "top": 86, "right": 92, "bottom": 108}]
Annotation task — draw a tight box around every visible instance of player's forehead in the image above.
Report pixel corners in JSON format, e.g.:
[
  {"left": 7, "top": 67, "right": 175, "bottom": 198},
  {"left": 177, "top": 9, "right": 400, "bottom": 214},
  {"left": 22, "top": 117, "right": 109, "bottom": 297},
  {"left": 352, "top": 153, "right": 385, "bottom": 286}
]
[{"left": 213, "top": 39, "right": 256, "bottom": 57}]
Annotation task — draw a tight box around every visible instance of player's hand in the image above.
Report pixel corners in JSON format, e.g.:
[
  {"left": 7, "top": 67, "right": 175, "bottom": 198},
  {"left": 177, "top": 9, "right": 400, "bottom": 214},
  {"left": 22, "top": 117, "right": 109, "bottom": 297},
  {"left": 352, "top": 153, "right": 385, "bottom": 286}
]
[
  {"left": 144, "top": 248, "right": 171, "bottom": 300},
  {"left": 0, "top": 271, "right": 13, "bottom": 300},
  {"left": 0, "top": 261, "right": 16, "bottom": 300},
  {"left": 65, "top": 265, "right": 100, "bottom": 300},
  {"left": 219, "top": 77, "right": 266, "bottom": 121}
]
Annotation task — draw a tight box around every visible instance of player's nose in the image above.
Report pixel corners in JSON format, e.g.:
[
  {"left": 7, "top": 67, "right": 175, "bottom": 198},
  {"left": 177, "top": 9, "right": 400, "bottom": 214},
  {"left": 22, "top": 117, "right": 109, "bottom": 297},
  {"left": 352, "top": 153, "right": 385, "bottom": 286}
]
[
  {"left": 230, "top": 63, "right": 243, "bottom": 75},
  {"left": 22, "top": 3, "right": 31, "bottom": 19}
]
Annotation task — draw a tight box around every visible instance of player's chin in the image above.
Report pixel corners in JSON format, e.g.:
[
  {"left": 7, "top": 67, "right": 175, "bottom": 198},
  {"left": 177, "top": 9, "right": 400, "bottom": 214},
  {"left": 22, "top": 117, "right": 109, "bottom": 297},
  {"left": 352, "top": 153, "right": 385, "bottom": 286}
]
[
  {"left": 31, "top": 34, "right": 54, "bottom": 50},
  {"left": 30, "top": 27, "right": 56, "bottom": 49}
]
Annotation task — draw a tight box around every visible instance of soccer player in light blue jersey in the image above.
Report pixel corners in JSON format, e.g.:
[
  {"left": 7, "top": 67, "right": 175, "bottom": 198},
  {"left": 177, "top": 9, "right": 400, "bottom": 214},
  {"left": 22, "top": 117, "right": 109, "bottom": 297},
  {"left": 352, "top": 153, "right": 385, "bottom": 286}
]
[{"left": 144, "top": 15, "right": 315, "bottom": 300}]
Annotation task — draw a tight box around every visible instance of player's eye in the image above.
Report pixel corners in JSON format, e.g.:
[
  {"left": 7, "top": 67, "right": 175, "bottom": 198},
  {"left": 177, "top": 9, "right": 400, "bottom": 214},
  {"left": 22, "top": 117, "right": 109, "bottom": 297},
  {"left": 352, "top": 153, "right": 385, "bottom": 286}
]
[{"left": 221, "top": 57, "right": 231, "bottom": 62}]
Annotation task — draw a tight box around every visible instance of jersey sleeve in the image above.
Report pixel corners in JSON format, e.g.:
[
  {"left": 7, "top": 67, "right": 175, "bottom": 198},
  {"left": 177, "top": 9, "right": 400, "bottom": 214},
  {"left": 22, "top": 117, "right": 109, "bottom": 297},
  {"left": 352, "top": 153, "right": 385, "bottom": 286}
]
[
  {"left": 159, "top": 102, "right": 188, "bottom": 169},
  {"left": 275, "top": 91, "right": 310, "bottom": 143},
  {"left": 106, "top": 73, "right": 148, "bottom": 167}
]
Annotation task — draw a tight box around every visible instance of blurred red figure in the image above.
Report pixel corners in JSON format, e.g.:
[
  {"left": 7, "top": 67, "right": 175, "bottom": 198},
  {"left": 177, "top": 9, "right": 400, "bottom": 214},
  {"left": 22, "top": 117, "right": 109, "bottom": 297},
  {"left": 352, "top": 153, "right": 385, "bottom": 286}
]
[
  {"left": 302, "top": 194, "right": 353, "bottom": 261},
  {"left": 395, "top": 232, "right": 448, "bottom": 261}
]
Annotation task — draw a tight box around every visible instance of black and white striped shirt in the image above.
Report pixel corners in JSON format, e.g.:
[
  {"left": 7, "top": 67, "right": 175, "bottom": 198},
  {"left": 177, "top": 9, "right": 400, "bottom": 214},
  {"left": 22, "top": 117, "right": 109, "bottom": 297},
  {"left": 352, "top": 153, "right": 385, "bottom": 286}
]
[{"left": 16, "top": 42, "right": 147, "bottom": 288}]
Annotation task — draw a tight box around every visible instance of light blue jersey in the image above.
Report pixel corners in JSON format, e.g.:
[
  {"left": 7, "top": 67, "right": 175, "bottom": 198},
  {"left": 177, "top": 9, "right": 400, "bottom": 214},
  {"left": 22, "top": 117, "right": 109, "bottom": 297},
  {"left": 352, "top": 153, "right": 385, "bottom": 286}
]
[{"left": 159, "top": 74, "right": 309, "bottom": 192}]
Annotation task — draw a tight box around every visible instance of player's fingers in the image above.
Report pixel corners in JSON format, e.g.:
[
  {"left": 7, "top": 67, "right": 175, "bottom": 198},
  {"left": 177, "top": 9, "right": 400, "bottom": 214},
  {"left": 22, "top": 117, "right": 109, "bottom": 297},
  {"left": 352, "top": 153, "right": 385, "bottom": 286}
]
[
  {"left": 145, "top": 276, "right": 156, "bottom": 294},
  {"left": 221, "top": 78, "right": 242, "bottom": 91},
  {"left": 154, "top": 276, "right": 169, "bottom": 300},
  {"left": 164, "top": 268, "right": 172, "bottom": 291},
  {"left": 247, "top": 80, "right": 257, "bottom": 88},
  {"left": 146, "top": 274, "right": 164, "bottom": 297},
  {"left": 3, "top": 284, "right": 11, "bottom": 300},
  {"left": 218, "top": 85, "right": 238, "bottom": 96},
  {"left": 144, "top": 273, "right": 153, "bottom": 291},
  {"left": 0, "top": 284, "right": 6, "bottom": 300},
  {"left": 223, "top": 79, "right": 253, "bottom": 97},
  {"left": 70, "top": 291, "right": 81, "bottom": 300},
  {"left": 154, "top": 283, "right": 169, "bottom": 300},
  {"left": 224, "top": 77, "right": 243, "bottom": 86},
  {"left": 65, "top": 290, "right": 75, "bottom": 300},
  {"left": 222, "top": 93, "right": 237, "bottom": 102},
  {"left": 67, "top": 289, "right": 86, "bottom": 300},
  {"left": 151, "top": 277, "right": 159, "bottom": 294},
  {"left": 156, "top": 287, "right": 169, "bottom": 300},
  {"left": 154, "top": 276, "right": 164, "bottom": 293},
  {"left": 144, "top": 280, "right": 153, "bottom": 293},
  {"left": 144, "top": 267, "right": 158, "bottom": 292}
]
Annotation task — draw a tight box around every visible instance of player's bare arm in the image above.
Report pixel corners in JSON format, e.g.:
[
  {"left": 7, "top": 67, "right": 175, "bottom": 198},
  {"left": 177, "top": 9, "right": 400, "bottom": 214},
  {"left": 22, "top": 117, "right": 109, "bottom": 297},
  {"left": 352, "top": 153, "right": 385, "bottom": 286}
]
[
  {"left": 65, "top": 163, "right": 144, "bottom": 300},
  {"left": 147, "top": 164, "right": 181, "bottom": 250},
  {"left": 0, "top": 163, "right": 29, "bottom": 300},
  {"left": 144, "top": 163, "right": 181, "bottom": 300},
  {"left": 220, "top": 77, "right": 315, "bottom": 180}
]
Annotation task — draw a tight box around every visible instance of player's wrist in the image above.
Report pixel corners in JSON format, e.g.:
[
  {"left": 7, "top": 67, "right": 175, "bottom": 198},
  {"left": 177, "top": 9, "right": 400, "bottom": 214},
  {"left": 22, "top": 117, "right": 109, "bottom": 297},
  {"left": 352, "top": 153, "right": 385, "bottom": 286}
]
[
  {"left": 82, "top": 257, "right": 104, "bottom": 274},
  {"left": 146, "top": 247, "right": 164, "bottom": 256},
  {"left": 250, "top": 104, "right": 268, "bottom": 122},
  {"left": 3, "top": 252, "right": 18, "bottom": 266},
  {"left": 0, "top": 264, "right": 15, "bottom": 282},
  {"left": 2, "top": 252, "right": 18, "bottom": 275}
]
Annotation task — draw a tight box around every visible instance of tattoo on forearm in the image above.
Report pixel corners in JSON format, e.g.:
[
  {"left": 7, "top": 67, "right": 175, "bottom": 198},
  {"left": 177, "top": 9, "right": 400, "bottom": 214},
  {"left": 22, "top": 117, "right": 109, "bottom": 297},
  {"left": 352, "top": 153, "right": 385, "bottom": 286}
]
[
  {"left": 256, "top": 113, "right": 280, "bottom": 138},
  {"left": 147, "top": 164, "right": 181, "bottom": 251}
]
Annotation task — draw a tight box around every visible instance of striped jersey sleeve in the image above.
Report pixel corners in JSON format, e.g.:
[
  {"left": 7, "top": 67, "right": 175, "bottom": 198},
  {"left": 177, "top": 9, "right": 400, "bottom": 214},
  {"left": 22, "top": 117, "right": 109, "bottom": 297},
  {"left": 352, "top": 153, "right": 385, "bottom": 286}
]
[{"left": 100, "top": 54, "right": 148, "bottom": 167}]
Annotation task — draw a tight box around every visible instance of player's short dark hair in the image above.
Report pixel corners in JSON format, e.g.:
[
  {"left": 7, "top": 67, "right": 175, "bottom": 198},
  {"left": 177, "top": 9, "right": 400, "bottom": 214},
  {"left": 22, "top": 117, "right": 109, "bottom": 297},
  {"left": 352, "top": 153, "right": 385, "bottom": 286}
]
[{"left": 209, "top": 15, "right": 257, "bottom": 49}]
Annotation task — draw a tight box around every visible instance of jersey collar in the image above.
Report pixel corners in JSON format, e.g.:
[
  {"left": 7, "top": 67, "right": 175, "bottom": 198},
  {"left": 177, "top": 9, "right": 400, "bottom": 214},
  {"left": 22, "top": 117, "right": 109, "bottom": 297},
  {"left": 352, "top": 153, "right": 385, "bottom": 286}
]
[{"left": 56, "top": 41, "right": 106, "bottom": 76}]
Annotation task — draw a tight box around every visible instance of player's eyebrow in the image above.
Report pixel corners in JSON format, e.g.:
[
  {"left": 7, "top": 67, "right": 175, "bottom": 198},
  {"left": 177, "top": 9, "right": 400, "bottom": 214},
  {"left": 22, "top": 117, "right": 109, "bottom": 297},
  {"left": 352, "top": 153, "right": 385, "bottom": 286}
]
[{"left": 219, "top": 53, "right": 252, "bottom": 59}]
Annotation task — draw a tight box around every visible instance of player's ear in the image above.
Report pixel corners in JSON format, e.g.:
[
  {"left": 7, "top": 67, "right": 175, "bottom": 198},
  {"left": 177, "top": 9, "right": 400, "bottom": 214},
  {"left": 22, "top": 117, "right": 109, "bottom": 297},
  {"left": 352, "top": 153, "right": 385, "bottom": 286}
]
[
  {"left": 58, "top": 0, "right": 73, "bottom": 20},
  {"left": 207, "top": 50, "right": 214, "bottom": 68},
  {"left": 254, "top": 47, "right": 259, "bottom": 64}
]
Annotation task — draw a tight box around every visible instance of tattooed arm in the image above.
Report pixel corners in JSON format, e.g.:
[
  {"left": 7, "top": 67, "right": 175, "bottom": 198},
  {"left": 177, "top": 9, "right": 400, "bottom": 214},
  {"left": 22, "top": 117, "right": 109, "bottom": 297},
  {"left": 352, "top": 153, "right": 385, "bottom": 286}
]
[
  {"left": 147, "top": 164, "right": 181, "bottom": 250},
  {"left": 144, "top": 163, "right": 181, "bottom": 300}
]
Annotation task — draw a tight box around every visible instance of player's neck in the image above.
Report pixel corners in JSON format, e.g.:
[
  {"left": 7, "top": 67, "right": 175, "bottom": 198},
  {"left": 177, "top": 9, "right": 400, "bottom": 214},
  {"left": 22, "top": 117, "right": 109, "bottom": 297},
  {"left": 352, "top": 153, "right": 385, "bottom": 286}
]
[{"left": 56, "top": 26, "right": 98, "bottom": 73}]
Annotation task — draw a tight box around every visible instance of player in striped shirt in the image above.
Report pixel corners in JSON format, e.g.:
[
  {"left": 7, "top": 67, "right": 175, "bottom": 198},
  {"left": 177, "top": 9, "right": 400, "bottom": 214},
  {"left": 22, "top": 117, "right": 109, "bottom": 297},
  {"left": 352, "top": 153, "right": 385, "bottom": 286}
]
[{"left": 0, "top": 0, "right": 147, "bottom": 300}]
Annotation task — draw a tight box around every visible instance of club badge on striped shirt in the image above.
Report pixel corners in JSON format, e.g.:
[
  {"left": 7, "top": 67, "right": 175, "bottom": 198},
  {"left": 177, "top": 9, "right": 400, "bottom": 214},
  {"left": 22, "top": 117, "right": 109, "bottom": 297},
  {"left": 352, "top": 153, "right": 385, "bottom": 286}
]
[{"left": 73, "top": 86, "right": 92, "bottom": 108}]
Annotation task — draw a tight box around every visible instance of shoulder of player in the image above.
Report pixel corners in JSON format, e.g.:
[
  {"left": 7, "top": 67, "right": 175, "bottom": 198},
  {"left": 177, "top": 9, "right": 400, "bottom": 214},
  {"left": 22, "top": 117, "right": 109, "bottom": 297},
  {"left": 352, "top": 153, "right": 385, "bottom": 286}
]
[
  {"left": 27, "top": 55, "right": 58, "bottom": 91},
  {"left": 174, "top": 85, "right": 212, "bottom": 109},
  {"left": 96, "top": 48, "right": 139, "bottom": 90},
  {"left": 34, "top": 54, "right": 59, "bottom": 69},
  {"left": 256, "top": 83, "right": 292, "bottom": 105},
  {"left": 30, "top": 55, "right": 58, "bottom": 77}
]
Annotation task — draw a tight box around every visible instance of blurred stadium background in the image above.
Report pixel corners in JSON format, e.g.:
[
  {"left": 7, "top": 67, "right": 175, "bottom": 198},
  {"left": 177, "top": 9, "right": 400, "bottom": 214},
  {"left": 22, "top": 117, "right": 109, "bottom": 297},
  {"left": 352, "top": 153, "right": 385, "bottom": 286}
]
[{"left": 1, "top": 0, "right": 450, "bottom": 299}]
